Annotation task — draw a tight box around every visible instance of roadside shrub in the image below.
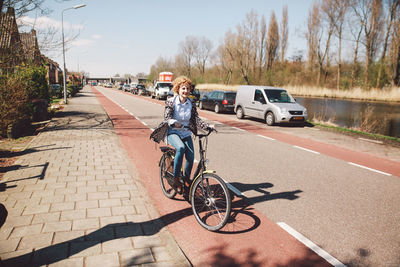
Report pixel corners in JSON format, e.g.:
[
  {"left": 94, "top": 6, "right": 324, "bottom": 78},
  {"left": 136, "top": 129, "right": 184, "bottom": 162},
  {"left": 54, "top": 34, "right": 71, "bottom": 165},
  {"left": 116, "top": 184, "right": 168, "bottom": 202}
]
[
  {"left": 0, "top": 75, "right": 30, "bottom": 137},
  {"left": 15, "top": 64, "right": 49, "bottom": 101}
]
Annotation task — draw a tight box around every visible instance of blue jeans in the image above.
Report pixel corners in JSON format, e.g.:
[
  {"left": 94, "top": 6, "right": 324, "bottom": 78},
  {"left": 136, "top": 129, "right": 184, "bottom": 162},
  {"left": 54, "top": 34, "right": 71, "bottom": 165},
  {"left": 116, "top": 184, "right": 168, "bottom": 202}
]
[{"left": 167, "top": 134, "right": 194, "bottom": 179}]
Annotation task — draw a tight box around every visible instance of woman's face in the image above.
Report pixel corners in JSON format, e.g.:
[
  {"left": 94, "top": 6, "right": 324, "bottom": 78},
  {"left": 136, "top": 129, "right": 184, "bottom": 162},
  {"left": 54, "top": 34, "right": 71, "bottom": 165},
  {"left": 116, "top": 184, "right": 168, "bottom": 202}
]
[{"left": 179, "top": 84, "right": 191, "bottom": 99}]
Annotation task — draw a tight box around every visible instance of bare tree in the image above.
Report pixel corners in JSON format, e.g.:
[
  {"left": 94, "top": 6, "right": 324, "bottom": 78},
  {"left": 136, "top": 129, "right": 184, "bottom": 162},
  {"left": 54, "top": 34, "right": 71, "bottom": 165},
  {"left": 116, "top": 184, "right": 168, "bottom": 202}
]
[
  {"left": 323, "top": 0, "right": 349, "bottom": 89},
  {"left": 194, "top": 36, "right": 213, "bottom": 78},
  {"left": 280, "top": 5, "right": 288, "bottom": 62},
  {"left": 390, "top": 2, "right": 400, "bottom": 86},
  {"left": 258, "top": 15, "right": 267, "bottom": 80},
  {"left": 352, "top": 0, "right": 384, "bottom": 88},
  {"left": 376, "top": 0, "right": 399, "bottom": 87},
  {"left": 178, "top": 36, "right": 198, "bottom": 77},
  {"left": 265, "top": 11, "right": 279, "bottom": 70},
  {"left": 306, "top": 2, "right": 320, "bottom": 74}
]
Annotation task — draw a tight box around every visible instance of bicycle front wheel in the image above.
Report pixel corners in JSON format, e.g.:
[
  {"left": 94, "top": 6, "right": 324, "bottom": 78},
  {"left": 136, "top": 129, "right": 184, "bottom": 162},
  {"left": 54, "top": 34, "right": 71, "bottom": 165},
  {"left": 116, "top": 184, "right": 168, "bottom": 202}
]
[
  {"left": 191, "top": 173, "right": 231, "bottom": 231},
  {"left": 160, "top": 153, "right": 177, "bottom": 199}
]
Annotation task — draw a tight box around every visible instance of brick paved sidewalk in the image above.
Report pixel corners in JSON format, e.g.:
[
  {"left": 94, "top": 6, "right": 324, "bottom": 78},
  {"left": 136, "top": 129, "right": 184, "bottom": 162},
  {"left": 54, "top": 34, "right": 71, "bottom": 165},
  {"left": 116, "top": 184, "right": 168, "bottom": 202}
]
[{"left": 0, "top": 86, "right": 190, "bottom": 267}]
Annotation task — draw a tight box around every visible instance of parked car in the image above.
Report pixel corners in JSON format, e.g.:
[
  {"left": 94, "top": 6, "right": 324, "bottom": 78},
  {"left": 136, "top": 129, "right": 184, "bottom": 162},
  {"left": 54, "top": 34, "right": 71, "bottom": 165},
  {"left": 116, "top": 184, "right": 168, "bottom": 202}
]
[
  {"left": 122, "top": 84, "right": 131, "bottom": 92},
  {"left": 234, "top": 85, "right": 307, "bottom": 126},
  {"left": 116, "top": 82, "right": 123, "bottom": 90},
  {"left": 132, "top": 84, "right": 146, "bottom": 95},
  {"left": 104, "top": 82, "right": 113, "bottom": 88},
  {"left": 199, "top": 90, "right": 236, "bottom": 113}
]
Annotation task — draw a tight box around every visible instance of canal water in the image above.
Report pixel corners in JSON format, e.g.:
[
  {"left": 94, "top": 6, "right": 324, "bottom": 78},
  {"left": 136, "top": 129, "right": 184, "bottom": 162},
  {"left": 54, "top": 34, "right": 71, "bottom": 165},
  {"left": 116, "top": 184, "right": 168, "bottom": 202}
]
[{"left": 295, "top": 97, "right": 400, "bottom": 138}]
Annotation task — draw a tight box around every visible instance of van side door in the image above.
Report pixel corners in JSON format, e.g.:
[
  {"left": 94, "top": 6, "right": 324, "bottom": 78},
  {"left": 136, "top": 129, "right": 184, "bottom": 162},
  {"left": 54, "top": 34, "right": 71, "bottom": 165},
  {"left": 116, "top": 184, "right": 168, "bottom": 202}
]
[{"left": 251, "top": 89, "right": 267, "bottom": 119}]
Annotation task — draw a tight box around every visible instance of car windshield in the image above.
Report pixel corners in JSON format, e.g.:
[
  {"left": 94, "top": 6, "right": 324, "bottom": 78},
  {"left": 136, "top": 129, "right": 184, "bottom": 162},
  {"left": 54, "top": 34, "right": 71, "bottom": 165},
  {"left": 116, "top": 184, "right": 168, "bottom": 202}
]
[
  {"left": 137, "top": 85, "right": 145, "bottom": 89},
  {"left": 159, "top": 83, "right": 172, "bottom": 89},
  {"left": 225, "top": 93, "right": 236, "bottom": 100},
  {"left": 264, "top": 89, "right": 295, "bottom": 103}
]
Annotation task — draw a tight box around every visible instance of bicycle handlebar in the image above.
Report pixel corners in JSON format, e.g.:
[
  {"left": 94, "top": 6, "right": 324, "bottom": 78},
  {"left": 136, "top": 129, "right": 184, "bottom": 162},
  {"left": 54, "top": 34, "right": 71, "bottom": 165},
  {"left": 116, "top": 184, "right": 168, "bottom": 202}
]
[{"left": 171, "top": 124, "right": 216, "bottom": 137}]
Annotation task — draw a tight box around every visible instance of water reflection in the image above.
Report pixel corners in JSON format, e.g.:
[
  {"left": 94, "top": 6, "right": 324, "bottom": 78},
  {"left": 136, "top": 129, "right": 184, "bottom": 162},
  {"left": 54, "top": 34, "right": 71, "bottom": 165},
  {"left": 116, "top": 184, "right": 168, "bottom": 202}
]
[{"left": 296, "top": 97, "right": 400, "bottom": 138}]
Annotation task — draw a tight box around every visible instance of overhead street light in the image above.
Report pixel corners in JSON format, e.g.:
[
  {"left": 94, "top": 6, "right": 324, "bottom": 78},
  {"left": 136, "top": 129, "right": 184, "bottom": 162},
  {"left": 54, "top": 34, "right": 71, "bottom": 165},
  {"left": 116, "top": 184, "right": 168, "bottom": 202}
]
[{"left": 61, "top": 3, "right": 86, "bottom": 104}]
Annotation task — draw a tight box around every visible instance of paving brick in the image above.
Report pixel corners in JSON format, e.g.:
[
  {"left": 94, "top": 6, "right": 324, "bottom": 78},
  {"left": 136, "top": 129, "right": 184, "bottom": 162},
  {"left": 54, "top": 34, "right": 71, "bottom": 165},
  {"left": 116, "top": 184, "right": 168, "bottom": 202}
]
[
  {"left": 97, "top": 184, "right": 118, "bottom": 192},
  {"left": 77, "top": 185, "right": 97, "bottom": 193},
  {"left": 45, "top": 182, "right": 67, "bottom": 190},
  {"left": 3, "top": 215, "right": 33, "bottom": 228},
  {"left": 22, "top": 183, "right": 46, "bottom": 192},
  {"left": 40, "top": 194, "right": 65, "bottom": 204},
  {"left": 7, "top": 191, "right": 33, "bottom": 200},
  {"left": 31, "top": 190, "right": 55, "bottom": 198},
  {"left": 87, "top": 207, "right": 111, "bottom": 218},
  {"left": 133, "top": 235, "right": 163, "bottom": 249},
  {"left": 120, "top": 248, "right": 155, "bottom": 265},
  {"left": 0, "top": 227, "right": 12, "bottom": 240},
  {"left": 47, "top": 257, "right": 83, "bottom": 267},
  {"left": 50, "top": 202, "right": 75, "bottom": 212},
  {"left": 72, "top": 218, "right": 99, "bottom": 231},
  {"left": 102, "top": 237, "right": 133, "bottom": 253},
  {"left": 109, "top": 190, "right": 130, "bottom": 199},
  {"left": 22, "top": 204, "right": 50, "bottom": 215},
  {"left": 86, "top": 253, "right": 120, "bottom": 267},
  {"left": 75, "top": 200, "right": 98, "bottom": 209},
  {"left": 64, "top": 193, "right": 87, "bottom": 202},
  {"left": 99, "top": 198, "right": 121, "bottom": 208},
  {"left": 0, "top": 238, "right": 20, "bottom": 253},
  {"left": 111, "top": 205, "right": 136, "bottom": 216},
  {"left": 53, "top": 230, "right": 85, "bottom": 243},
  {"left": 18, "top": 232, "right": 53, "bottom": 250},
  {"left": 87, "top": 192, "right": 109, "bottom": 200},
  {"left": 60, "top": 209, "right": 86, "bottom": 221},
  {"left": 99, "top": 215, "right": 126, "bottom": 227},
  {"left": 14, "top": 197, "right": 41, "bottom": 208},
  {"left": 151, "top": 246, "right": 174, "bottom": 262},
  {"left": 42, "top": 221, "right": 72, "bottom": 233}
]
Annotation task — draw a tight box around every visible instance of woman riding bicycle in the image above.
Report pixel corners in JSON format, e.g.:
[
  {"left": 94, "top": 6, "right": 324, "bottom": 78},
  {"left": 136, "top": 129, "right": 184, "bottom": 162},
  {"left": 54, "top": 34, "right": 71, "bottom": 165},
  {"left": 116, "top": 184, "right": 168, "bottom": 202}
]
[{"left": 150, "top": 76, "right": 213, "bottom": 192}]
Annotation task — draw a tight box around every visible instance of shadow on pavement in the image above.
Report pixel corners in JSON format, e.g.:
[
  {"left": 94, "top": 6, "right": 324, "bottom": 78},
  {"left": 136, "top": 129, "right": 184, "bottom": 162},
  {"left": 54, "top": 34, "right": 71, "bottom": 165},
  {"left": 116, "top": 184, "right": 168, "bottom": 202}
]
[{"left": 0, "top": 162, "right": 49, "bottom": 192}]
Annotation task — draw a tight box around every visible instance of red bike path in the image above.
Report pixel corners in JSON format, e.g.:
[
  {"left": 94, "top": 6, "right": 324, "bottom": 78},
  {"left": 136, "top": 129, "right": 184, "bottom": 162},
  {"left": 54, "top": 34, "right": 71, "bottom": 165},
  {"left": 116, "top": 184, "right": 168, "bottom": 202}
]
[{"left": 91, "top": 87, "right": 333, "bottom": 266}]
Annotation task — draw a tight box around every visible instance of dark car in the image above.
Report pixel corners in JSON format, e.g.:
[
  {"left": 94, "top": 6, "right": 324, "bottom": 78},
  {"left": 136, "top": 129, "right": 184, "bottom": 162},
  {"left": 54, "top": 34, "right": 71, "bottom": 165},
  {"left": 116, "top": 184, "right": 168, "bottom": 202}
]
[
  {"left": 199, "top": 90, "right": 236, "bottom": 113},
  {"left": 132, "top": 84, "right": 146, "bottom": 95}
]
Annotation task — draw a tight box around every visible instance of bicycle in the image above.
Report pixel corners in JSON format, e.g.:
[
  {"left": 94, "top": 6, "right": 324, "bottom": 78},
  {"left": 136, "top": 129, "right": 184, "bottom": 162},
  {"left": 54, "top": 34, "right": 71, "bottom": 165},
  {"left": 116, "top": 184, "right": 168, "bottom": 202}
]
[{"left": 158, "top": 128, "right": 232, "bottom": 231}]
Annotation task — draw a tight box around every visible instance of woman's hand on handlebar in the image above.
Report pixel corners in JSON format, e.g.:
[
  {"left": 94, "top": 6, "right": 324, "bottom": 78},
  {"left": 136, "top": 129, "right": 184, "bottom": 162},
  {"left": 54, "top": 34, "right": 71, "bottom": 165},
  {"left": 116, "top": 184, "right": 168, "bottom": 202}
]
[{"left": 171, "top": 121, "right": 183, "bottom": 128}]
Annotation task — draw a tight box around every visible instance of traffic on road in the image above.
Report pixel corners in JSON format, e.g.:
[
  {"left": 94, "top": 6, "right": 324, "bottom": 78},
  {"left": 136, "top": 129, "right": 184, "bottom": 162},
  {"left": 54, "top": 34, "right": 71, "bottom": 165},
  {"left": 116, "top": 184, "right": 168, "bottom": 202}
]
[{"left": 93, "top": 84, "right": 400, "bottom": 267}]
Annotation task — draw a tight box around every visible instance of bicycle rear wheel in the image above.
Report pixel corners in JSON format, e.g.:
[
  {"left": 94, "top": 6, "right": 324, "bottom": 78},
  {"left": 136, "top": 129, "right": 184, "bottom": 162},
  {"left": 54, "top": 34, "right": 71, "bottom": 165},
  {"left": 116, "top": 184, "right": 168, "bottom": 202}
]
[
  {"left": 191, "top": 173, "right": 231, "bottom": 231},
  {"left": 160, "top": 153, "right": 177, "bottom": 199}
]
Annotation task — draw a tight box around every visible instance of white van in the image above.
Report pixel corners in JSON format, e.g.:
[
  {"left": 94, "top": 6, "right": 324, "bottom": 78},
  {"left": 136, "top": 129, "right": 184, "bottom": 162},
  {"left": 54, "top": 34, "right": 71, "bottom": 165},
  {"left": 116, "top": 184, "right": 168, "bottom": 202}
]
[{"left": 234, "top": 85, "right": 307, "bottom": 125}]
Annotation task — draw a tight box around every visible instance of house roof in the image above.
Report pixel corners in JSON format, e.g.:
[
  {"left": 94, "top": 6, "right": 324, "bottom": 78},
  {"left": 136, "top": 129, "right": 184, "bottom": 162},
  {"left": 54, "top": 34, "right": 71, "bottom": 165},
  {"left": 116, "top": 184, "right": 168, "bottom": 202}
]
[
  {"left": 20, "top": 29, "right": 41, "bottom": 62},
  {"left": 0, "top": 7, "right": 20, "bottom": 51}
]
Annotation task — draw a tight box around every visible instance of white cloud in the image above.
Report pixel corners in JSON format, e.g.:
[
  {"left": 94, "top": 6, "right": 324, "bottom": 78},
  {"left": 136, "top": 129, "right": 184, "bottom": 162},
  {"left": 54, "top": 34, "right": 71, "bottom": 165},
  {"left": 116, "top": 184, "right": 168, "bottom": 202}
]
[
  {"left": 92, "top": 34, "right": 102, "bottom": 40},
  {"left": 71, "top": 39, "right": 96, "bottom": 47},
  {"left": 17, "top": 16, "right": 84, "bottom": 31}
]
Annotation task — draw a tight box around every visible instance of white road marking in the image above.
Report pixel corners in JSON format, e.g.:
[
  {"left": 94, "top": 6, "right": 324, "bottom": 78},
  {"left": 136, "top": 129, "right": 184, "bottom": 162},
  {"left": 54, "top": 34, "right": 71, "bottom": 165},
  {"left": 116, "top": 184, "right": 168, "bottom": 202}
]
[
  {"left": 348, "top": 162, "right": 392, "bottom": 176},
  {"left": 257, "top": 134, "right": 275, "bottom": 141},
  {"left": 277, "top": 222, "right": 346, "bottom": 267},
  {"left": 232, "top": 126, "right": 245, "bottom": 132},
  {"left": 358, "top": 137, "right": 383, "bottom": 144},
  {"left": 293, "top": 146, "right": 320, "bottom": 154}
]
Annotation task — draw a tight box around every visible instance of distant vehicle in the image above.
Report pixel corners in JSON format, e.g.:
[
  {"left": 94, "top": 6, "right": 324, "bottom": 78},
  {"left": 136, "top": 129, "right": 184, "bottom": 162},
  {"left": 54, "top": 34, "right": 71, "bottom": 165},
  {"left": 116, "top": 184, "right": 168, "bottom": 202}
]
[
  {"left": 199, "top": 90, "right": 236, "bottom": 113},
  {"left": 234, "top": 85, "right": 307, "bottom": 126},
  {"left": 116, "top": 82, "right": 123, "bottom": 90},
  {"left": 152, "top": 82, "right": 173, "bottom": 100},
  {"left": 122, "top": 84, "right": 131, "bottom": 92},
  {"left": 151, "top": 72, "right": 173, "bottom": 100},
  {"left": 50, "top": 84, "right": 62, "bottom": 97},
  {"left": 136, "top": 84, "right": 147, "bottom": 95},
  {"left": 104, "top": 82, "right": 113, "bottom": 88},
  {"left": 188, "top": 88, "right": 200, "bottom": 103}
]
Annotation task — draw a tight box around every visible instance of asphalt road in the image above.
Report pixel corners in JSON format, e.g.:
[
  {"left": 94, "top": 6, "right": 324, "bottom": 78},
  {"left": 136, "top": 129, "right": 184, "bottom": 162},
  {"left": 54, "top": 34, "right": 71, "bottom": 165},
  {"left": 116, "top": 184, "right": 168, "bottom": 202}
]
[{"left": 95, "top": 86, "right": 400, "bottom": 267}]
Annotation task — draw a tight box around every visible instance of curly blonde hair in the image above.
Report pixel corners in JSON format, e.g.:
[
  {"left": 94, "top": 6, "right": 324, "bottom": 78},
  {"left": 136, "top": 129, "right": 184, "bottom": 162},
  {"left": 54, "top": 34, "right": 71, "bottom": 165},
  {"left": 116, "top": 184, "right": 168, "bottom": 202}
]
[{"left": 173, "top": 76, "right": 192, "bottom": 93}]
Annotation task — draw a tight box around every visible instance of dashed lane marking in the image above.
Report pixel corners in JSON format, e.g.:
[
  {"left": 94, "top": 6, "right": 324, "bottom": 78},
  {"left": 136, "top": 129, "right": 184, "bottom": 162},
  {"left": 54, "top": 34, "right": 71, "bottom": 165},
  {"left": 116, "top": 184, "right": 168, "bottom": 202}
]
[
  {"left": 293, "top": 145, "right": 320, "bottom": 154},
  {"left": 348, "top": 162, "right": 391, "bottom": 176},
  {"left": 277, "top": 222, "right": 346, "bottom": 267},
  {"left": 257, "top": 134, "right": 275, "bottom": 141}
]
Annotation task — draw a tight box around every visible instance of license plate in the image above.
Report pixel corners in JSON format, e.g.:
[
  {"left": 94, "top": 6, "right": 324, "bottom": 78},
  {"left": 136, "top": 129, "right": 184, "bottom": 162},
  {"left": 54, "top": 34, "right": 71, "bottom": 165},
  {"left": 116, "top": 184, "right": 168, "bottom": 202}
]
[{"left": 292, "top": 116, "right": 304, "bottom": 121}]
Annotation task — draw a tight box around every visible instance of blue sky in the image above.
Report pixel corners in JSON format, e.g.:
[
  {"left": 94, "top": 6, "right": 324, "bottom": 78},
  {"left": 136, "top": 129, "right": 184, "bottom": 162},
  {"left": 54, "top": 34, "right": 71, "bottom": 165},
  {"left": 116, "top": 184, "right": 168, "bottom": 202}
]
[{"left": 19, "top": 0, "right": 315, "bottom": 77}]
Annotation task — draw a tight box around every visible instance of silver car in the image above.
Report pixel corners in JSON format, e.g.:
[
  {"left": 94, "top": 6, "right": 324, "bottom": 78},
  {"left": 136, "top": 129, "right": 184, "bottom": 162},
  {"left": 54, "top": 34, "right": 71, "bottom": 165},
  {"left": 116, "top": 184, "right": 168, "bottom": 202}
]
[{"left": 235, "top": 85, "right": 307, "bottom": 126}]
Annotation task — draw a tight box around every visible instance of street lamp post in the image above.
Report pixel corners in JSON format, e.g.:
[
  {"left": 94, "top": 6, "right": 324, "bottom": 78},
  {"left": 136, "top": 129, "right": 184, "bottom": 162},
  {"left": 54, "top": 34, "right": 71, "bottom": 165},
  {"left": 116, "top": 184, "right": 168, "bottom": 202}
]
[{"left": 62, "top": 4, "right": 86, "bottom": 104}]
